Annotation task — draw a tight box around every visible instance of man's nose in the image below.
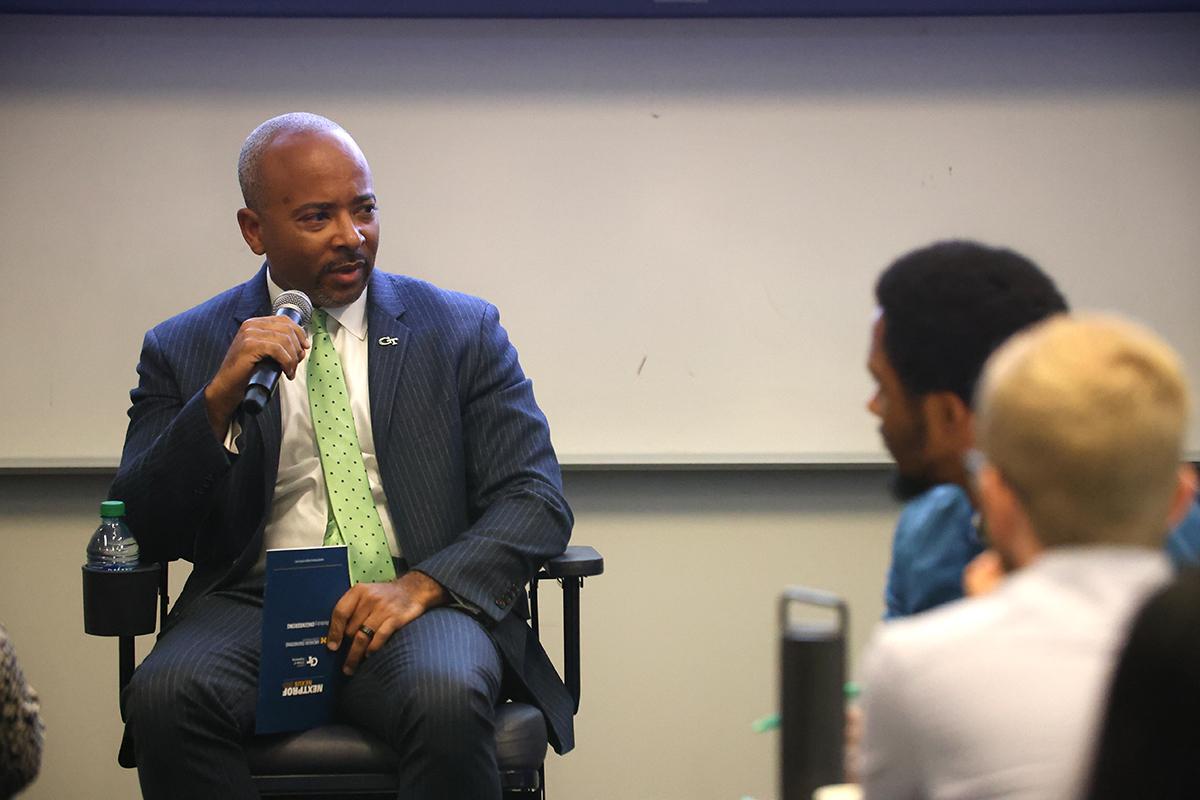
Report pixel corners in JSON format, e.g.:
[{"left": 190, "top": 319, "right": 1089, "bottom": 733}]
[
  {"left": 867, "top": 392, "right": 882, "bottom": 418},
  {"left": 331, "top": 212, "right": 365, "bottom": 250}
]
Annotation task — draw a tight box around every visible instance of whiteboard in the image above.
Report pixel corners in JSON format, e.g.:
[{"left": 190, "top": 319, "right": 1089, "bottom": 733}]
[{"left": 2, "top": 13, "right": 1198, "bottom": 467}]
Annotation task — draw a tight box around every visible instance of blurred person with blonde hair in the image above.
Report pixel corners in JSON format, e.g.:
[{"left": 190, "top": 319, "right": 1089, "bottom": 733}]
[{"left": 859, "top": 314, "right": 1196, "bottom": 800}]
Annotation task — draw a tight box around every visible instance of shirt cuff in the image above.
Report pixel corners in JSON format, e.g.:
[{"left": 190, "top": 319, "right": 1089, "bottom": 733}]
[
  {"left": 223, "top": 419, "right": 242, "bottom": 455},
  {"left": 447, "top": 589, "right": 482, "bottom": 616}
]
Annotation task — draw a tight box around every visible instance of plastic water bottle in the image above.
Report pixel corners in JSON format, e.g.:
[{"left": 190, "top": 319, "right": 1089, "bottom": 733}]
[{"left": 86, "top": 500, "right": 139, "bottom": 571}]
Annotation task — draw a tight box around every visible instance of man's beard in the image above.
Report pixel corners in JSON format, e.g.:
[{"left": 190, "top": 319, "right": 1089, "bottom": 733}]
[
  {"left": 311, "top": 263, "right": 371, "bottom": 309},
  {"left": 888, "top": 470, "right": 939, "bottom": 502},
  {"left": 884, "top": 419, "right": 936, "bottom": 502}
]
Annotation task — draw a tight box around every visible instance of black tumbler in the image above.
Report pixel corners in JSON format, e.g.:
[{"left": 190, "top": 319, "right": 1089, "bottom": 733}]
[{"left": 780, "top": 586, "right": 848, "bottom": 800}]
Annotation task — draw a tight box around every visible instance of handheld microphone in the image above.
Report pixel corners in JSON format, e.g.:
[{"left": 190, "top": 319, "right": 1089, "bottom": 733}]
[{"left": 241, "top": 290, "right": 314, "bottom": 416}]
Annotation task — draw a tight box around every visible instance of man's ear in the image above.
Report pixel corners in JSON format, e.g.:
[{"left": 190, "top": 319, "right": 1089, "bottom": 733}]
[
  {"left": 237, "top": 207, "right": 267, "bottom": 256},
  {"left": 978, "top": 463, "right": 1042, "bottom": 570},
  {"left": 1166, "top": 463, "right": 1198, "bottom": 528},
  {"left": 919, "top": 391, "right": 975, "bottom": 461}
]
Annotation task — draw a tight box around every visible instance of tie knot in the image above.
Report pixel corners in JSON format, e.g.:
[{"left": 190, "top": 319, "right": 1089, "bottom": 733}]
[{"left": 312, "top": 308, "right": 329, "bottom": 334}]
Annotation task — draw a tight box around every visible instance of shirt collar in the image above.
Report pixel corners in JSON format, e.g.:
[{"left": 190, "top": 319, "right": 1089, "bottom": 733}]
[{"left": 265, "top": 269, "right": 369, "bottom": 342}]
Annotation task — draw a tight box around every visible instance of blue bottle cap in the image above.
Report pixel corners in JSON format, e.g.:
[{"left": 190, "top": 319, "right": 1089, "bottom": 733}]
[{"left": 100, "top": 500, "right": 126, "bottom": 517}]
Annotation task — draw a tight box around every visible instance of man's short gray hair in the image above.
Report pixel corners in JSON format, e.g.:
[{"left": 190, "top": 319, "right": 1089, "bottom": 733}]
[{"left": 237, "top": 112, "right": 344, "bottom": 210}]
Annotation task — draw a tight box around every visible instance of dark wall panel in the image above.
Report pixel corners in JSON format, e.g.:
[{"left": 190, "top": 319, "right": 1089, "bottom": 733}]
[{"left": 3, "top": 0, "right": 1200, "bottom": 18}]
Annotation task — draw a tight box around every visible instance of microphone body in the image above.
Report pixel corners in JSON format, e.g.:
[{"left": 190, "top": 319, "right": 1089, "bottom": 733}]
[{"left": 242, "top": 290, "right": 314, "bottom": 416}]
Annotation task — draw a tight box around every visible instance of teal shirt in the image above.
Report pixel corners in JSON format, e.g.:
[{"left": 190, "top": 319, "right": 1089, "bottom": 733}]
[
  {"left": 884, "top": 484, "right": 983, "bottom": 619},
  {"left": 885, "top": 488, "right": 1200, "bottom": 619},
  {"left": 1166, "top": 500, "right": 1200, "bottom": 566}
]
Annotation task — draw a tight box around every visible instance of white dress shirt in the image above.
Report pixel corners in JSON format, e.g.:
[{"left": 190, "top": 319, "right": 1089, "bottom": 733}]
[
  {"left": 236, "top": 272, "right": 401, "bottom": 571},
  {"left": 860, "top": 546, "right": 1169, "bottom": 800}
]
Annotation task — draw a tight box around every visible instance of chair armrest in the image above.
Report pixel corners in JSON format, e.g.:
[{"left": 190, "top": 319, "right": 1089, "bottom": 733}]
[
  {"left": 539, "top": 545, "right": 604, "bottom": 580},
  {"left": 529, "top": 545, "right": 603, "bottom": 713}
]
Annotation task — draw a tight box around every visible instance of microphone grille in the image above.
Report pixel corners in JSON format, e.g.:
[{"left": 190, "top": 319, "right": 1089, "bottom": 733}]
[{"left": 273, "top": 290, "right": 313, "bottom": 325}]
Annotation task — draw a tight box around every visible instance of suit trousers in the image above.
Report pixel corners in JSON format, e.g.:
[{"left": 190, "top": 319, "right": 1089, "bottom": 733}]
[{"left": 123, "top": 577, "right": 504, "bottom": 800}]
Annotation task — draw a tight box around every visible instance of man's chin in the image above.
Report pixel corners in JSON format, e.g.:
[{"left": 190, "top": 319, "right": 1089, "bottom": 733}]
[
  {"left": 314, "top": 273, "right": 369, "bottom": 308},
  {"left": 888, "top": 470, "right": 938, "bottom": 503}
]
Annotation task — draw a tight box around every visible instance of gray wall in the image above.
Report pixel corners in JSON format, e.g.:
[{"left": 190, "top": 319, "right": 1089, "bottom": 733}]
[
  {"left": 4, "top": 13, "right": 1200, "bottom": 468},
  {"left": 1, "top": 469, "right": 894, "bottom": 800}
]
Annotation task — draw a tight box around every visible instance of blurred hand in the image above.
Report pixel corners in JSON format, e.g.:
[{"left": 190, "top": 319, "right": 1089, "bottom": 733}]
[
  {"left": 963, "top": 549, "right": 1006, "bottom": 598},
  {"left": 844, "top": 702, "right": 864, "bottom": 783}
]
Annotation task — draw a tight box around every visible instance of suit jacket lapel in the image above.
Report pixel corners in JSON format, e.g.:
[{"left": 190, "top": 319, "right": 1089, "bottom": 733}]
[
  {"left": 367, "top": 270, "right": 411, "bottom": 450},
  {"left": 231, "top": 265, "right": 282, "bottom": 512}
]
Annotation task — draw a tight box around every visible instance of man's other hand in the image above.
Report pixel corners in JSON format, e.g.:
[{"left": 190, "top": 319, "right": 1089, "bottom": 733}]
[
  {"left": 327, "top": 570, "right": 450, "bottom": 675},
  {"left": 203, "top": 315, "right": 310, "bottom": 440},
  {"left": 844, "top": 702, "right": 863, "bottom": 784},
  {"left": 963, "top": 548, "right": 1006, "bottom": 598}
]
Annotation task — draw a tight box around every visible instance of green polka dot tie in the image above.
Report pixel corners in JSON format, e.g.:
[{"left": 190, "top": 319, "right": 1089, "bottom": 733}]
[{"left": 307, "top": 309, "right": 396, "bottom": 585}]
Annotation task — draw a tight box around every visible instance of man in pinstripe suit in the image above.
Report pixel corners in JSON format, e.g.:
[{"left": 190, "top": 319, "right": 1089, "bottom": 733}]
[{"left": 109, "top": 113, "right": 574, "bottom": 799}]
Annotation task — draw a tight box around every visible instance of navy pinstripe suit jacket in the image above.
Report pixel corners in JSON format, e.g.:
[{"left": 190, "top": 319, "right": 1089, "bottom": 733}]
[{"left": 110, "top": 265, "right": 576, "bottom": 753}]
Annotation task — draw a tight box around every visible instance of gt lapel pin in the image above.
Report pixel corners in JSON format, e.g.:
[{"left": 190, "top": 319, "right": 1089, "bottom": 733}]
[{"left": 378, "top": 336, "right": 399, "bottom": 347}]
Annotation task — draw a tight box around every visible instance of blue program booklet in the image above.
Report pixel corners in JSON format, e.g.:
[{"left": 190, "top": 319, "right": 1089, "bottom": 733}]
[{"left": 255, "top": 545, "right": 351, "bottom": 735}]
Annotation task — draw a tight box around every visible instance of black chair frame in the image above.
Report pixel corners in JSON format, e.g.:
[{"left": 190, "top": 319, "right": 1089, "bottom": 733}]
[{"left": 83, "top": 545, "right": 603, "bottom": 799}]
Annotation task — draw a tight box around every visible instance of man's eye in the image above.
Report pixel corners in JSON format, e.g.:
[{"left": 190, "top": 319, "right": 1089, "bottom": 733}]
[
  {"left": 301, "top": 212, "right": 329, "bottom": 223},
  {"left": 357, "top": 204, "right": 378, "bottom": 216}
]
